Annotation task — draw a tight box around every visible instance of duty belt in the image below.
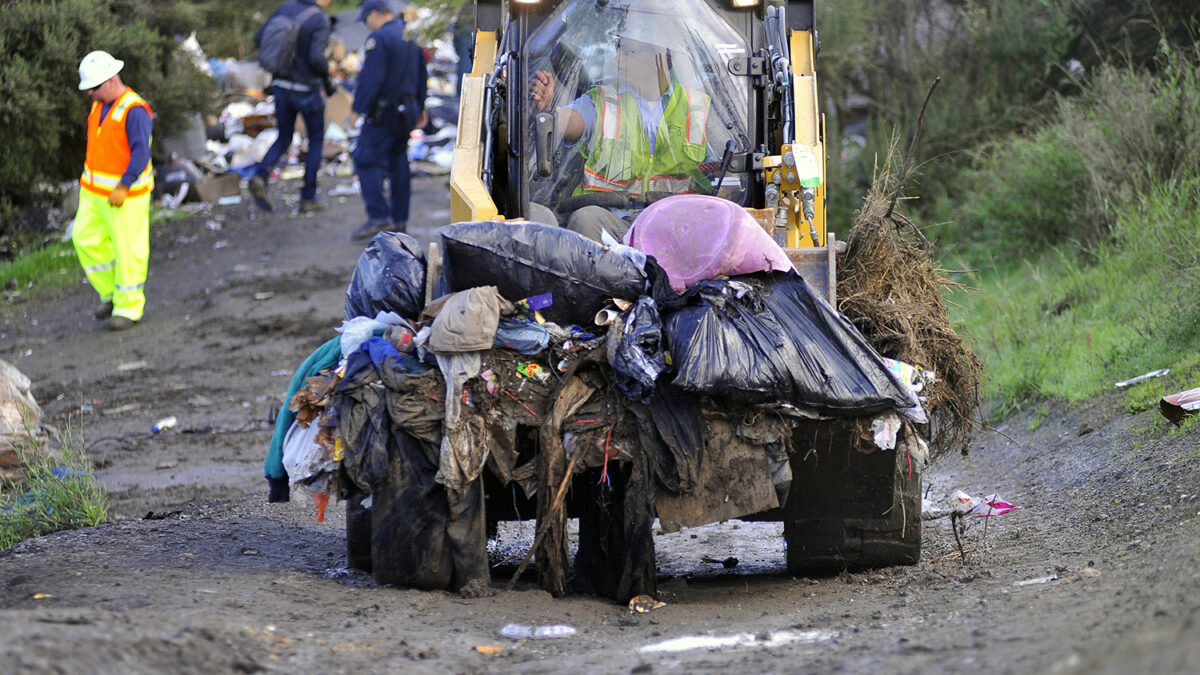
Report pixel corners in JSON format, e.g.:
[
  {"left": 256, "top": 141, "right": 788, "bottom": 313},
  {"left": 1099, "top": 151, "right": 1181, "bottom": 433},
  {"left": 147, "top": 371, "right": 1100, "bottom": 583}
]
[{"left": 273, "top": 79, "right": 313, "bottom": 92}]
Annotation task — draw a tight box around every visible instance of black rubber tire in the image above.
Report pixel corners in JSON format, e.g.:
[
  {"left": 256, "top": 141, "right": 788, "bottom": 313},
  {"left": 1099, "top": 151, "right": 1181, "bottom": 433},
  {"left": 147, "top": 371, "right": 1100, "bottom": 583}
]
[{"left": 783, "top": 421, "right": 922, "bottom": 574}]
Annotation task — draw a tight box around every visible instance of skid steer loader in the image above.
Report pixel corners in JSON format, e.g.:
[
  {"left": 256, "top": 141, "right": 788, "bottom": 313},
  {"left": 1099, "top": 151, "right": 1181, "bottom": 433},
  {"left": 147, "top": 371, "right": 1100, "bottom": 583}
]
[{"left": 429, "top": 0, "right": 922, "bottom": 597}]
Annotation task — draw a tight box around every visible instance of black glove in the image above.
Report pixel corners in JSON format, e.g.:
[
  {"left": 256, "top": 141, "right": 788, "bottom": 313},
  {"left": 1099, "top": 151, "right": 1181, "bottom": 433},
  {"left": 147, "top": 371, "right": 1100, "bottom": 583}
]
[{"left": 267, "top": 476, "right": 290, "bottom": 503}]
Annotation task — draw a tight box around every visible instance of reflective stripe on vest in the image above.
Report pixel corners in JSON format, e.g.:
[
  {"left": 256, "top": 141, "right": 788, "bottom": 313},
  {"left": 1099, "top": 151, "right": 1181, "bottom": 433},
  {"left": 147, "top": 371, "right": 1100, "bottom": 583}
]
[
  {"left": 577, "top": 82, "right": 709, "bottom": 199},
  {"left": 81, "top": 88, "right": 154, "bottom": 198}
]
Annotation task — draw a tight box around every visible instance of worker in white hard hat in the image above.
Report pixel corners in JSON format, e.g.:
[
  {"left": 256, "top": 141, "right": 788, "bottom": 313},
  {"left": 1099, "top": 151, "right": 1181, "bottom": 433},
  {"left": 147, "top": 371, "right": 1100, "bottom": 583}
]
[{"left": 73, "top": 50, "right": 154, "bottom": 331}]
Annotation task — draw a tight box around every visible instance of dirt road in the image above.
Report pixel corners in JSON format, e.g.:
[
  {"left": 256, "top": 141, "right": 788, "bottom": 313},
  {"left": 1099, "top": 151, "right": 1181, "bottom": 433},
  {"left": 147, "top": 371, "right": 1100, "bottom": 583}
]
[{"left": 1, "top": 175, "right": 1198, "bottom": 674}]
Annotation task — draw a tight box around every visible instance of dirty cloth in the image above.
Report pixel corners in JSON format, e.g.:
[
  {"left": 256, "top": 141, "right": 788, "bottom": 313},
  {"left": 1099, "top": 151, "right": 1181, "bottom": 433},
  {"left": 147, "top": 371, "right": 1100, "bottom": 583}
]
[
  {"left": 368, "top": 426, "right": 489, "bottom": 592},
  {"left": 433, "top": 351, "right": 485, "bottom": 490},
  {"left": 333, "top": 337, "right": 437, "bottom": 493},
  {"left": 265, "top": 336, "right": 341, "bottom": 496},
  {"left": 427, "top": 286, "right": 513, "bottom": 353}
]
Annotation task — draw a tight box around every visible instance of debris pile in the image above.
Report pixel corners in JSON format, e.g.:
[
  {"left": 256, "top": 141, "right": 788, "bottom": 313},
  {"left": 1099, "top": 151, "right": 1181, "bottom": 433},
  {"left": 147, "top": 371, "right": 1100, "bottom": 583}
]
[
  {"left": 154, "top": 30, "right": 459, "bottom": 211},
  {"left": 268, "top": 194, "right": 939, "bottom": 602},
  {"left": 837, "top": 152, "right": 983, "bottom": 458}
]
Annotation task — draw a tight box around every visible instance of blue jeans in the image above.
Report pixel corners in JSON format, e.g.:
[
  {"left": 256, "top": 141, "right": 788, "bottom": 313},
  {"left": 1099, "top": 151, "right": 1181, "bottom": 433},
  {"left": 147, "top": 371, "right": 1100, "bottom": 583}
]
[
  {"left": 353, "top": 120, "right": 411, "bottom": 224},
  {"left": 255, "top": 86, "right": 325, "bottom": 201}
]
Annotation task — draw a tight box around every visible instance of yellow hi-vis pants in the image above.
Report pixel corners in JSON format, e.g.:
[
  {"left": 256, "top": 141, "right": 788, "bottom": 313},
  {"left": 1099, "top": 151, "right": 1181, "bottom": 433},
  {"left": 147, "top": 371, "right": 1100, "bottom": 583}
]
[{"left": 72, "top": 189, "right": 149, "bottom": 321}]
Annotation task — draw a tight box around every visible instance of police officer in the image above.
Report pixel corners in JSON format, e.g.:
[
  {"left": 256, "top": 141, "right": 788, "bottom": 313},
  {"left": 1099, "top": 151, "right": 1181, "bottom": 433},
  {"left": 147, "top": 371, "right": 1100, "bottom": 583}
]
[{"left": 350, "top": 0, "right": 428, "bottom": 243}]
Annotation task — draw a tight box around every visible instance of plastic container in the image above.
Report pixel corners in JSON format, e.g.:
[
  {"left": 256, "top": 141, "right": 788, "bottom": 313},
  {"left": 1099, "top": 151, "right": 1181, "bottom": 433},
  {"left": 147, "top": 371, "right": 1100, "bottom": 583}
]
[{"left": 151, "top": 416, "right": 177, "bottom": 434}]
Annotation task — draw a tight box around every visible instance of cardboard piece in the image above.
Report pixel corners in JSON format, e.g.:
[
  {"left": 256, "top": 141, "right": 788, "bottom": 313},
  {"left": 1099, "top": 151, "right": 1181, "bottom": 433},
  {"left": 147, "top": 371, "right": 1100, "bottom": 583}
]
[
  {"left": 325, "top": 88, "right": 354, "bottom": 132},
  {"left": 194, "top": 174, "right": 242, "bottom": 203}
]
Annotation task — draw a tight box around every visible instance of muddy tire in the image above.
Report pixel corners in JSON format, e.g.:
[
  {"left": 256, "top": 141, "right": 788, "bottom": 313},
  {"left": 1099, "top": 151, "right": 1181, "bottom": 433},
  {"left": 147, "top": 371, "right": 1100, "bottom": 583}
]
[{"left": 783, "top": 420, "right": 922, "bottom": 574}]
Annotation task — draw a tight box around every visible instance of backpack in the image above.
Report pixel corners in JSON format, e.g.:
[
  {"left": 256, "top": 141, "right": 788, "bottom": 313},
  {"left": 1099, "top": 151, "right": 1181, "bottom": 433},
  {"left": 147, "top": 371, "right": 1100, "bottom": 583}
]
[{"left": 257, "top": 4, "right": 323, "bottom": 77}]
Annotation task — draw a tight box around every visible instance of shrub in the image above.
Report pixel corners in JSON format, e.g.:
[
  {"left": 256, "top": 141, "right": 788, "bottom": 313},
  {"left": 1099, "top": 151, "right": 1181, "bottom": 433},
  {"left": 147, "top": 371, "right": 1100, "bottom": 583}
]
[{"left": 0, "top": 0, "right": 215, "bottom": 231}]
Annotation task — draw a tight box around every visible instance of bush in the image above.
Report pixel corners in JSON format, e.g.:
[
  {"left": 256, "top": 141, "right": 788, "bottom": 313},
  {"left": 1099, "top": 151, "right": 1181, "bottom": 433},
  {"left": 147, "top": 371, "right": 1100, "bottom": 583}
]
[
  {"left": 1, "top": 428, "right": 108, "bottom": 550},
  {"left": 0, "top": 0, "right": 215, "bottom": 231},
  {"left": 932, "top": 42, "right": 1200, "bottom": 268}
]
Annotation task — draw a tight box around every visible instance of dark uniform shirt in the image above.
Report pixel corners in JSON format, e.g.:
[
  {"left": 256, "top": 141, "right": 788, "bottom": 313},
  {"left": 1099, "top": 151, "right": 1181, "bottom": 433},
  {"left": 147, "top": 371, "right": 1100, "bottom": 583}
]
[{"left": 352, "top": 18, "right": 427, "bottom": 118}]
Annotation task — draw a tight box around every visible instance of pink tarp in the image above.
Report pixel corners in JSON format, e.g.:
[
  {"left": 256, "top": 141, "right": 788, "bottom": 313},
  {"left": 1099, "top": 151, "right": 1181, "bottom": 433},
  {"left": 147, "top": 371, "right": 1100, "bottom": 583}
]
[{"left": 624, "top": 195, "right": 794, "bottom": 292}]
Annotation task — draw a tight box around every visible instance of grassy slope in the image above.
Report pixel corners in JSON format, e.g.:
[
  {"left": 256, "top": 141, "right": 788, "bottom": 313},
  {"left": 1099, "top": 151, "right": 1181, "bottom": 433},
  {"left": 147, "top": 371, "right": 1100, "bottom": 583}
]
[
  {"left": 940, "top": 50, "right": 1200, "bottom": 421},
  {"left": 949, "top": 179, "right": 1200, "bottom": 417}
]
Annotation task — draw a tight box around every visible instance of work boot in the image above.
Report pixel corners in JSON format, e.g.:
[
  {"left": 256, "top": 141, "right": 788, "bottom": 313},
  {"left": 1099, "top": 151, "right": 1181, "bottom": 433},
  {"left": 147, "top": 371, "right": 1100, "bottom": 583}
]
[
  {"left": 107, "top": 316, "right": 138, "bottom": 331},
  {"left": 248, "top": 175, "right": 272, "bottom": 211},
  {"left": 298, "top": 199, "right": 324, "bottom": 215},
  {"left": 350, "top": 218, "right": 393, "bottom": 243},
  {"left": 93, "top": 301, "right": 113, "bottom": 320}
]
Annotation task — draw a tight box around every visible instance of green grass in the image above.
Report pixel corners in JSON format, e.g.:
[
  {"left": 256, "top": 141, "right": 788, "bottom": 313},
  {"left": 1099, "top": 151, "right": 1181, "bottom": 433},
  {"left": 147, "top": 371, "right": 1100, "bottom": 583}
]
[
  {"left": 1, "top": 206, "right": 186, "bottom": 302},
  {"left": 1, "top": 428, "right": 109, "bottom": 550},
  {"left": 948, "top": 177, "right": 1200, "bottom": 415}
]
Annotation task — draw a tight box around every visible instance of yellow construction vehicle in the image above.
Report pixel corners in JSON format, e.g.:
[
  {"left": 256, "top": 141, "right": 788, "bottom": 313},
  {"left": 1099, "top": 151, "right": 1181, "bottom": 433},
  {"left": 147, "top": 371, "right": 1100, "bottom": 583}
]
[{"left": 435, "top": 0, "right": 919, "bottom": 593}]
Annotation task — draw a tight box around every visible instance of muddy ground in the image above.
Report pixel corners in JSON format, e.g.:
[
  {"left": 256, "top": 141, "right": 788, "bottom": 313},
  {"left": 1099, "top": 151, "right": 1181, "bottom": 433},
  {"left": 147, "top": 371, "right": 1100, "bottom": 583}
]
[{"left": 1, "top": 174, "right": 1198, "bottom": 674}]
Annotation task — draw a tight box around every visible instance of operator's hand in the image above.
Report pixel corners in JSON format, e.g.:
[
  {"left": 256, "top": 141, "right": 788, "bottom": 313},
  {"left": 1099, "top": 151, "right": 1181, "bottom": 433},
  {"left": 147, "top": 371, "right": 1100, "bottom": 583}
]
[
  {"left": 108, "top": 184, "right": 129, "bottom": 207},
  {"left": 417, "top": 110, "right": 429, "bottom": 130},
  {"left": 531, "top": 70, "right": 556, "bottom": 111}
]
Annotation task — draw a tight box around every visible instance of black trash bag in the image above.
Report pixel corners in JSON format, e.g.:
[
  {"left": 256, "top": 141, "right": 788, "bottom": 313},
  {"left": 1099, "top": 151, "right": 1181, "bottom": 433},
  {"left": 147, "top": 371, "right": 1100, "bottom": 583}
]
[
  {"left": 606, "top": 297, "right": 666, "bottom": 405},
  {"left": 345, "top": 231, "right": 427, "bottom": 320},
  {"left": 439, "top": 221, "right": 647, "bottom": 327},
  {"left": 664, "top": 274, "right": 916, "bottom": 415}
]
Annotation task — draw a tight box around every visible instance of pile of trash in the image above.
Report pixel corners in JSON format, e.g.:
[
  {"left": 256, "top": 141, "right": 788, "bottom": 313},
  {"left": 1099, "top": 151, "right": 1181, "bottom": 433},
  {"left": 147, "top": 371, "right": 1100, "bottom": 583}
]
[
  {"left": 266, "top": 194, "right": 932, "bottom": 599},
  {"left": 154, "top": 30, "right": 459, "bottom": 210}
]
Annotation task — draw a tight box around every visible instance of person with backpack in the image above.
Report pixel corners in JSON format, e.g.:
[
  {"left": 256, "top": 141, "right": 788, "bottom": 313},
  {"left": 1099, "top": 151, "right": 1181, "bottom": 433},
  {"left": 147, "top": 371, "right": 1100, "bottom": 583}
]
[
  {"left": 247, "top": 0, "right": 335, "bottom": 214},
  {"left": 348, "top": 0, "right": 428, "bottom": 243}
]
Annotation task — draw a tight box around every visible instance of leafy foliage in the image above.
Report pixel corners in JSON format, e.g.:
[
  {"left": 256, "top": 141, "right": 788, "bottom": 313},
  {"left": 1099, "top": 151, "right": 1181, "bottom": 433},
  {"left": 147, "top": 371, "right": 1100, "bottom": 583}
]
[
  {"left": 0, "top": 0, "right": 215, "bottom": 228},
  {"left": 1, "top": 429, "right": 108, "bottom": 551}
]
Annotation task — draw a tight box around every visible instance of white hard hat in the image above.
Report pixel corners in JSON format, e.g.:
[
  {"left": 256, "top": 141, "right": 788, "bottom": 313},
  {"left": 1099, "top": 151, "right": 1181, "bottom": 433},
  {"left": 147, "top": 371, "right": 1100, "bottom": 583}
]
[{"left": 78, "top": 51, "right": 124, "bottom": 90}]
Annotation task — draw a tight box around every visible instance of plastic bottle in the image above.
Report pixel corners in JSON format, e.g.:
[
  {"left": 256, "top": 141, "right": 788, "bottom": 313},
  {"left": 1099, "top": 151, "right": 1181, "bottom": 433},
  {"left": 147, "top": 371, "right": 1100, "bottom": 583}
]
[{"left": 151, "top": 416, "right": 177, "bottom": 434}]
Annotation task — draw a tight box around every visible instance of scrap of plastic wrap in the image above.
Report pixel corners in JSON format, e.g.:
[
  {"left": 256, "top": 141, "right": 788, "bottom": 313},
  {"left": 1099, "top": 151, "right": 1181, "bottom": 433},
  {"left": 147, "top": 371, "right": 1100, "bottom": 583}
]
[
  {"left": 440, "top": 221, "right": 647, "bottom": 327},
  {"left": 951, "top": 490, "right": 1021, "bottom": 517},
  {"left": 281, "top": 421, "right": 335, "bottom": 487},
  {"left": 606, "top": 297, "right": 667, "bottom": 404},
  {"left": 499, "top": 624, "right": 576, "bottom": 640},
  {"left": 344, "top": 231, "right": 427, "bottom": 321},
  {"left": 338, "top": 311, "right": 407, "bottom": 359},
  {"left": 625, "top": 194, "right": 793, "bottom": 293}
]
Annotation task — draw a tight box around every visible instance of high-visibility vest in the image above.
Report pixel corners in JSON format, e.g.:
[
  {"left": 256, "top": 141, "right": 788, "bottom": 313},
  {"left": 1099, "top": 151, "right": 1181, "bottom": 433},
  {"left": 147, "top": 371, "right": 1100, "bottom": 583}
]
[
  {"left": 80, "top": 88, "right": 154, "bottom": 198},
  {"left": 575, "top": 81, "right": 710, "bottom": 200}
]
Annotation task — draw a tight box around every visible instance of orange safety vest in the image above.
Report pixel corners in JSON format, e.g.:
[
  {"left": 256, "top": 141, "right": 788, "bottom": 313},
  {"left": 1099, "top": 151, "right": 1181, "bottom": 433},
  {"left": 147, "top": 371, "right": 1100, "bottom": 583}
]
[{"left": 80, "top": 88, "right": 154, "bottom": 198}]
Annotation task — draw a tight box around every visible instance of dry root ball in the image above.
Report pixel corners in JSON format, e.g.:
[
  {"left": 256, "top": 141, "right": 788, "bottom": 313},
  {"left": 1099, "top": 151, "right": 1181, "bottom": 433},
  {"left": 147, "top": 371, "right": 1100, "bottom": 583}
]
[{"left": 837, "top": 167, "right": 983, "bottom": 458}]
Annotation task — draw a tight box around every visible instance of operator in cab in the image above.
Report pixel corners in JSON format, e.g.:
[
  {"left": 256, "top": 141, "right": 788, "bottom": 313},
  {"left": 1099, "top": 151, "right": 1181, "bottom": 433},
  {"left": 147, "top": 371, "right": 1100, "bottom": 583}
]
[{"left": 529, "top": 23, "right": 712, "bottom": 243}]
